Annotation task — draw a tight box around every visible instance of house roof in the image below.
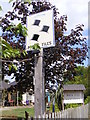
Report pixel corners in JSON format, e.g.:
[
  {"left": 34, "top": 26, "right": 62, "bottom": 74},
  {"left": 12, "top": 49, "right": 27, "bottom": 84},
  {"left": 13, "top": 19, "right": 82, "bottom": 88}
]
[
  {"left": 0, "top": 81, "right": 18, "bottom": 90},
  {"left": 9, "top": 81, "right": 17, "bottom": 86},
  {"left": 0, "top": 81, "right": 10, "bottom": 90},
  {"left": 63, "top": 84, "right": 86, "bottom": 91}
]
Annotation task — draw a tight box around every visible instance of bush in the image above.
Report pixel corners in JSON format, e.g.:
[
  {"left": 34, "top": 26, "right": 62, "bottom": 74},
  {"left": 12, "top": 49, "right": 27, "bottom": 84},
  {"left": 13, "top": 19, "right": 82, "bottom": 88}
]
[
  {"left": 85, "top": 96, "right": 90, "bottom": 104},
  {"left": 65, "top": 103, "right": 81, "bottom": 109}
]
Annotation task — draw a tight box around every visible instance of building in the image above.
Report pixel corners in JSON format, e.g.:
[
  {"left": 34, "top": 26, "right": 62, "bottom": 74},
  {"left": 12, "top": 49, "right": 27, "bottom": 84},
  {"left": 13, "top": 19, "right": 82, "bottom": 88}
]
[
  {"left": 22, "top": 92, "right": 34, "bottom": 105},
  {"left": 63, "top": 84, "right": 86, "bottom": 105},
  {"left": 0, "top": 81, "right": 18, "bottom": 106},
  {"left": 0, "top": 81, "right": 10, "bottom": 106}
]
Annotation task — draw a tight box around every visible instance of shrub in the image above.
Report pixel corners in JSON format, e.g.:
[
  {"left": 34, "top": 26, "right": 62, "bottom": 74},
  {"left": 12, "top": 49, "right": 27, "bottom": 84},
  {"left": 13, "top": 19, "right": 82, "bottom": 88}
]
[
  {"left": 85, "top": 96, "right": 90, "bottom": 104},
  {"left": 65, "top": 103, "right": 81, "bottom": 109}
]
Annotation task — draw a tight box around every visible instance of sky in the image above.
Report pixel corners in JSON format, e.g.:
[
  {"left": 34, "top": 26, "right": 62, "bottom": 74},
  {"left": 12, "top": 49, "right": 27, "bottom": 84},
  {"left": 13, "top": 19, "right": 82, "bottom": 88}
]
[
  {"left": 0, "top": 0, "right": 89, "bottom": 35},
  {"left": 50, "top": 0, "right": 89, "bottom": 33},
  {"left": 0, "top": 0, "right": 89, "bottom": 81},
  {"left": 50, "top": 0, "right": 89, "bottom": 67}
]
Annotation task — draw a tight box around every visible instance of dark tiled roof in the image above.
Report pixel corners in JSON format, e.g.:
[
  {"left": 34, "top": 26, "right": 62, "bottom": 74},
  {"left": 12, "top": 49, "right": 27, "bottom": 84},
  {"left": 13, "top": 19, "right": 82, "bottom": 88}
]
[
  {"left": 9, "top": 81, "right": 17, "bottom": 86},
  {"left": 0, "top": 81, "right": 10, "bottom": 90},
  {"left": 63, "top": 84, "right": 86, "bottom": 91},
  {"left": 0, "top": 81, "right": 17, "bottom": 90}
]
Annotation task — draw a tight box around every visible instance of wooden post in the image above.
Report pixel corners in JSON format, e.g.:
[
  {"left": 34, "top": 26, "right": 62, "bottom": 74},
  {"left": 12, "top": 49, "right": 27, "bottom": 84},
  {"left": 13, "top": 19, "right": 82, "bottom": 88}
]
[
  {"left": 0, "top": 38, "right": 2, "bottom": 107},
  {"left": 62, "top": 100, "right": 64, "bottom": 110},
  {"left": 17, "top": 91, "right": 19, "bottom": 106},
  {"left": 34, "top": 48, "right": 45, "bottom": 117}
]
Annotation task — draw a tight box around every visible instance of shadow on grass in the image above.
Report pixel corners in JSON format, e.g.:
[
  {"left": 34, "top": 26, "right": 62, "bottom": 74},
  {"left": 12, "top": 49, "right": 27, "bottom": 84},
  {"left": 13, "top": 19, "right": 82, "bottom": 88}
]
[{"left": 1, "top": 117, "right": 25, "bottom": 120}]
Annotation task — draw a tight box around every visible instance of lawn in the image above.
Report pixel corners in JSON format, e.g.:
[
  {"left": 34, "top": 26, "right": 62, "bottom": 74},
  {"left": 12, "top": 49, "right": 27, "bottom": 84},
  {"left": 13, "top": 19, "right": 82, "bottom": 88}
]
[
  {"left": 1, "top": 107, "right": 34, "bottom": 119},
  {"left": 49, "top": 103, "right": 60, "bottom": 112}
]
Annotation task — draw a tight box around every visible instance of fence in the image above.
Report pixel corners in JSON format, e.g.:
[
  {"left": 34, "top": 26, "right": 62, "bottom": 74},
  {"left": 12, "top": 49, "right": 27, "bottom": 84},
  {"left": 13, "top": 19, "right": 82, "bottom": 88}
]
[{"left": 37, "top": 103, "right": 90, "bottom": 119}]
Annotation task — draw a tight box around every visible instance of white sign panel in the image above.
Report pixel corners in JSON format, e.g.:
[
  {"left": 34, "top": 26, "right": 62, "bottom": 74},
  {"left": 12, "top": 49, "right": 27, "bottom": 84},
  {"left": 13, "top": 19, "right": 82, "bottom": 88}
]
[
  {"left": 26, "top": 9, "right": 55, "bottom": 50},
  {"left": 64, "top": 99, "right": 84, "bottom": 104},
  {"left": 63, "top": 91, "right": 84, "bottom": 104}
]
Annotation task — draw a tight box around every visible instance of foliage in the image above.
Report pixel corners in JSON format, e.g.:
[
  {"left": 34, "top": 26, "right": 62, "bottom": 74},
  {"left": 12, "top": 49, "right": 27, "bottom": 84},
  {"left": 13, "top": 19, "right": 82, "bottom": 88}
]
[
  {"left": 88, "top": 66, "right": 90, "bottom": 96},
  {"left": 30, "top": 43, "right": 41, "bottom": 50},
  {"left": 18, "top": 97, "right": 22, "bottom": 102},
  {"left": 1, "top": 0, "right": 88, "bottom": 93},
  {"left": 64, "top": 66, "right": 89, "bottom": 98},
  {"left": 9, "top": 0, "right": 31, "bottom": 4},
  {"left": 1, "top": 37, "right": 28, "bottom": 73},
  {"left": 49, "top": 103, "right": 59, "bottom": 112},
  {"left": 1, "top": 37, "right": 20, "bottom": 58},
  {"left": 0, "top": 5, "right": 2, "bottom": 11},
  {"left": 64, "top": 66, "right": 90, "bottom": 108},
  {"left": 55, "top": 85, "right": 63, "bottom": 110},
  {"left": 55, "top": 66, "right": 89, "bottom": 110},
  {"left": 6, "top": 23, "right": 28, "bottom": 37},
  {"left": 85, "top": 96, "right": 90, "bottom": 104},
  {"left": 65, "top": 103, "right": 81, "bottom": 109}
]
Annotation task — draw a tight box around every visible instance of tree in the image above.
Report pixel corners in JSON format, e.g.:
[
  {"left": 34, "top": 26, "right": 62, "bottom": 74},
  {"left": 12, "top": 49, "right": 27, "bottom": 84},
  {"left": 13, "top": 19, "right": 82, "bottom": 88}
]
[
  {"left": 0, "top": 0, "right": 88, "bottom": 94},
  {"left": 64, "top": 66, "right": 89, "bottom": 98},
  {"left": 55, "top": 84, "right": 63, "bottom": 110}
]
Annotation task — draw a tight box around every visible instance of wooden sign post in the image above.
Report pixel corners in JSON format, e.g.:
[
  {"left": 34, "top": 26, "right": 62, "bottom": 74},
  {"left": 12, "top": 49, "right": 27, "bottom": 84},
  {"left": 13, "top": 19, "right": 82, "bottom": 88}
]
[
  {"left": 34, "top": 48, "right": 45, "bottom": 117},
  {"left": 26, "top": 9, "right": 55, "bottom": 117}
]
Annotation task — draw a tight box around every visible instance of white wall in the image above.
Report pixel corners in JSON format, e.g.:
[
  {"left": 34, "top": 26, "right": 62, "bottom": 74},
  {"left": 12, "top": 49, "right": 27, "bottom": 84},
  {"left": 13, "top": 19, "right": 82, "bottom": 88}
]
[
  {"left": 22, "top": 93, "right": 27, "bottom": 105},
  {"left": 31, "top": 94, "right": 34, "bottom": 103},
  {"left": 22, "top": 93, "right": 34, "bottom": 105}
]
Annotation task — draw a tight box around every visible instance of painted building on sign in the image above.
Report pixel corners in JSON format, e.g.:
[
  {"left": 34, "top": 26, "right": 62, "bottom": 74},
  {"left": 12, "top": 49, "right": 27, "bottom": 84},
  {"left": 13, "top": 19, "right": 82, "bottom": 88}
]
[{"left": 63, "top": 84, "right": 86, "bottom": 104}]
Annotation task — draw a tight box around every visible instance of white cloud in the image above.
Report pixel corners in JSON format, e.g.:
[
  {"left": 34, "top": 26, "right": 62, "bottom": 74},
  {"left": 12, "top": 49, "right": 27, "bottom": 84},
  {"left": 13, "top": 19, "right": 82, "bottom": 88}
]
[{"left": 49, "top": 0, "right": 89, "bottom": 33}]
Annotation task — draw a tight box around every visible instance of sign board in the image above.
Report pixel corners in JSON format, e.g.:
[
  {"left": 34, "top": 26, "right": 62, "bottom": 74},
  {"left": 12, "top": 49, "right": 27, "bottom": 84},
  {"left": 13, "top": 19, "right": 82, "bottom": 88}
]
[
  {"left": 63, "top": 91, "right": 84, "bottom": 104},
  {"left": 26, "top": 9, "right": 55, "bottom": 51}
]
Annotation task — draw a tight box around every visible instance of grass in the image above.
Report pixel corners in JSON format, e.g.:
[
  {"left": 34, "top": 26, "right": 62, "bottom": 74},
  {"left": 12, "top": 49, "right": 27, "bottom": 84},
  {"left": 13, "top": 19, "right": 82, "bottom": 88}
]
[
  {"left": 49, "top": 103, "right": 60, "bottom": 112},
  {"left": 1, "top": 107, "right": 34, "bottom": 119}
]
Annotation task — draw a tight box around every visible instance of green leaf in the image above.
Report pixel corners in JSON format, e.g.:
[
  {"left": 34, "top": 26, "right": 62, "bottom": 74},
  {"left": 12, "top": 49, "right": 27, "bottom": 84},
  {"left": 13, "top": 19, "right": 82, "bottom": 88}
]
[
  {"left": 30, "top": 43, "right": 41, "bottom": 50},
  {"left": 0, "top": 6, "right": 2, "bottom": 11},
  {"left": 9, "top": 65, "right": 12, "bottom": 71},
  {"left": 6, "top": 25, "right": 14, "bottom": 31},
  {"left": 9, "top": 0, "right": 14, "bottom": 3},
  {"left": 14, "top": 49, "right": 20, "bottom": 55},
  {"left": 2, "top": 39, "right": 12, "bottom": 50},
  {"left": 21, "top": 0, "right": 31, "bottom": 4},
  {"left": 12, "top": 64, "right": 18, "bottom": 71},
  {"left": 9, "top": 64, "right": 18, "bottom": 71},
  {"left": 17, "top": 23, "right": 22, "bottom": 29},
  {"left": 22, "top": 51, "right": 26, "bottom": 56},
  {"left": 1, "top": 37, "right": 26, "bottom": 58},
  {"left": 9, "top": 0, "right": 31, "bottom": 4},
  {"left": 5, "top": 23, "right": 28, "bottom": 37},
  {"left": 24, "top": 50, "right": 27, "bottom": 55},
  {"left": 16, "top": 23, "right": 28, "bottom": 37},
  {"left": 12, "top": 52, "right": 15, "bottom": 58}
]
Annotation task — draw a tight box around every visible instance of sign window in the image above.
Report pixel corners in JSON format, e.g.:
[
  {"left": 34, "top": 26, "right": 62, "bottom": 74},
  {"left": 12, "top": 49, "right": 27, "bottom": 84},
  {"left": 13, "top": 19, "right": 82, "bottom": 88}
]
[
  {"left": 33, "top": 20, "right": 40, "bottom": 26},
  {"left": 41, "top": 25, "right": 49, "bottom": 32},
  {"left": 31, "top": 34, "right": 39, "bottom": 41}
]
